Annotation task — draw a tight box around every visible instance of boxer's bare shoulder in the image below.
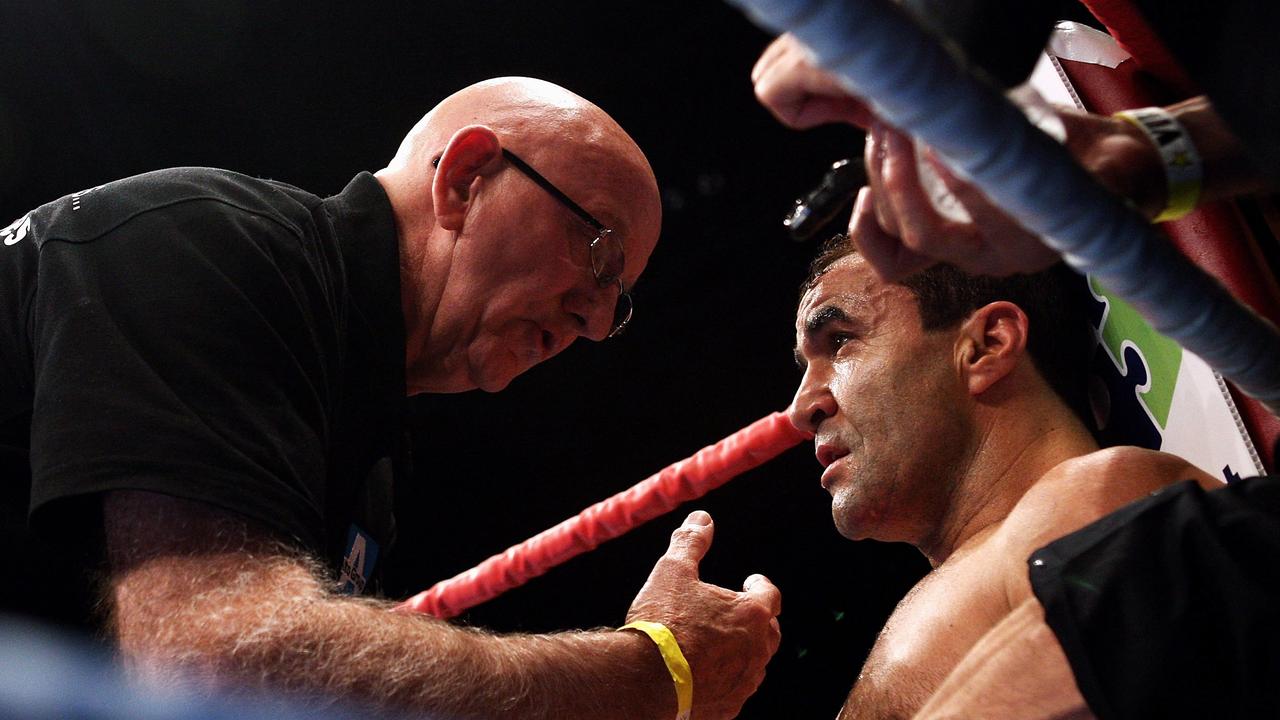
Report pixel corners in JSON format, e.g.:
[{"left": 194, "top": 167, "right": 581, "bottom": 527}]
[
  {"left": 994, "top": 446, "right": 1220, "bottom": 606},
  {"left": 836, "top": 447, "right": 1217, "bottom": 719}
]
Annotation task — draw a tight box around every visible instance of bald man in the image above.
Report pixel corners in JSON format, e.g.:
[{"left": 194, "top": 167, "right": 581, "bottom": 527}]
[{"left": 0, "top": 78, "right": 780, "bottom": 719}]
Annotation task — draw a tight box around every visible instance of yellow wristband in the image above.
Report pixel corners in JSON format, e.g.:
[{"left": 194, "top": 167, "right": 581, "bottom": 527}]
[
  {"left": 1114, "top": 107, "right": 1203, "bottom": 222},
  {"left": 620, "top": 621, "right": 693, "bottom": 720}
]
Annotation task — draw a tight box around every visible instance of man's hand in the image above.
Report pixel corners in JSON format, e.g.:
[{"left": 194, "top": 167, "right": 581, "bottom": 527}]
[
  {"left": 856, "top": 112, "right": 1163, "bottom": 281},
  {"left": 626, "top": 511, "right": 782, "bottom": 720},
  {"left": 752, "top": 33, "right": 872, "bottom": 129},
  {"left": 855, "top": 122, "right": 1062, "bottom": 280}
]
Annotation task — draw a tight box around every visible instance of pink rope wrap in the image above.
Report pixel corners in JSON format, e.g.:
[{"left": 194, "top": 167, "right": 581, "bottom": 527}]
[{"left": 397, "top": 411, "right": 811, "bottom": 618}]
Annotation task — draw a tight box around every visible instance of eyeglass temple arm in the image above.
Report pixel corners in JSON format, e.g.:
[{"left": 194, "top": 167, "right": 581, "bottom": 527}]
[{"left": 500, "top": 149, "right": 606, "bottom": 231}]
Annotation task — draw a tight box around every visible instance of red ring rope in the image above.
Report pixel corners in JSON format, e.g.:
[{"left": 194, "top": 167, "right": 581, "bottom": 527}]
[{"left": 397, "top": 411, "right": 811, "bottom": 618}]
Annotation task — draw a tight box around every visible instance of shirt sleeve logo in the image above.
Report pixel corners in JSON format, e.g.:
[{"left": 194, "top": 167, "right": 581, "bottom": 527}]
[
  {"left": 70, "top": 185, "right": 101, "bottom": 211},
  {"left": 337, "top": 524, "right": 380, "bottom": 595},
  {"left": 2, "top": 213, "right": 31, "bottom": 246}
]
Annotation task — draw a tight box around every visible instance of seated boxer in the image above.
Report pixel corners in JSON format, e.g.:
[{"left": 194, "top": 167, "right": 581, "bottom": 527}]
[
  {"left": 790, "top": 230, "right": 1218, "bottom": 720},
  {"left": 759, "top": 30, "right": 1280, "bottom": 718}
]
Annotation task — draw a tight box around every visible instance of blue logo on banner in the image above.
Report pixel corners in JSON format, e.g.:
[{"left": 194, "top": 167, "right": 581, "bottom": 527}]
[{"left": 338, "top": 524, "right": 379, "bottom": 595}]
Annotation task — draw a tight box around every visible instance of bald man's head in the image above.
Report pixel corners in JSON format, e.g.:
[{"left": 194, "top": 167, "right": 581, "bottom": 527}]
[
  {"left": 377, "top": 77, "right": 663, "bottom": 394},
  {"left": 391, "top": 79, "right": 645, "bottom": 169}
]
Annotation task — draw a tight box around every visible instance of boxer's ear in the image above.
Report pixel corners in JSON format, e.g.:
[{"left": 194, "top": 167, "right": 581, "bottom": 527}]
[
  {"left": 432, "top": 125, "right": 503, "bottom": 232},
  {"left": 955, "top": 301, "right": 1028, "bottom": 396}
]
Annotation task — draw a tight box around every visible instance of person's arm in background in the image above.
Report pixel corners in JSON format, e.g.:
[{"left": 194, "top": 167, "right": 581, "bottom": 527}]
[
  {"left": 105, "top": 491, "right": 780, "bottom": 720},
  {"left": 751, "top": 32, "right": 874, "bottom": 129},
  {"left": 753, "top": 33, "right": 1271, "bottom": 281}
]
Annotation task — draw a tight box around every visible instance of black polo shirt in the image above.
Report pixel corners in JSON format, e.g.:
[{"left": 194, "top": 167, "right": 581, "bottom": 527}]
[{"left": 0, "top": 167, "right": 407, "bottom": 622}]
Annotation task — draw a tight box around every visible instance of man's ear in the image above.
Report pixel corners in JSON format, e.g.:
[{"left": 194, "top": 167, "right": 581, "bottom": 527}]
[
  {"left": 956, "top": 301, "right": 1029, "bottom": 396},
  {"left": 431, "top": 125, "right": 504, "bottom": 232}
]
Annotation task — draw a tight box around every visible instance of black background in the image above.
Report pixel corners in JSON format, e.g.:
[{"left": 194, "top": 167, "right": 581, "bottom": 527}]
[{"left": 0, "top": 1, "right": 931, "bottom": 716}]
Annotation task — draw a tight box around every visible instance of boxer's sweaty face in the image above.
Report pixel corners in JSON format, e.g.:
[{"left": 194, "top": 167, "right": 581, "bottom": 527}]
[{"left": 791, "top": 254, "right": 970, "bottom": 544}]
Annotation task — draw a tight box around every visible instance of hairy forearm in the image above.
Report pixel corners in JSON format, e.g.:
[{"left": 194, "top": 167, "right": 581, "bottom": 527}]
[
  {"left": 103, "top": 490, "right": 671, "bottom": 719},
  {"left": 110, "top": 551, "right": 670, "bottom": 719}
]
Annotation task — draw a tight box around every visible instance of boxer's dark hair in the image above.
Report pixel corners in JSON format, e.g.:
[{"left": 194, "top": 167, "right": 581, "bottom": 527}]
[{"left": 802, "top": 234, "right": 1095, "bottom": 430}]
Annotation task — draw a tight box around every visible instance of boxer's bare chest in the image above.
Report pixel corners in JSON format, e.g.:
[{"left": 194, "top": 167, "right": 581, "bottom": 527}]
[{"left": 837, "top": 537, "right": 1014, "bottom": 720}]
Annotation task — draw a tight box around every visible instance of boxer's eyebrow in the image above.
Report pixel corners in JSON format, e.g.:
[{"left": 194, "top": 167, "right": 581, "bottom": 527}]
[
  {"left": 805, "top": 305, "right": 852, "bottom": 335},
  {"left": 794, "top": 305, "right": 853, "bottom": 368}
]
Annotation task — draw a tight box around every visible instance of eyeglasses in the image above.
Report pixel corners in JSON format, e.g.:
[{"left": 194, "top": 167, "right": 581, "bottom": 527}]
[{"left": 501, "top": 149, "right": 634, "bottom": 338}]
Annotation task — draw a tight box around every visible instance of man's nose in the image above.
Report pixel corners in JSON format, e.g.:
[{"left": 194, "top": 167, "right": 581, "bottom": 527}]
[
  {"left": 789, "top": 367, "right": 836, "bottom": 433},
  {"left": 563, "top": 285, "right": 614, "bottom": 342}
]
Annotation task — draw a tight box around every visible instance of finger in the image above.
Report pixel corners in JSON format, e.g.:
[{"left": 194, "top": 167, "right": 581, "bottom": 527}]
[
  {"left": 879, "top": 129, "right": 972, "bottom": 265},
  {"left": 791, "top": 96, "right": 875, "bottom": 130},
  {"left": 754, "top": 65, "right": 863, "bottom": 129},
  {"left": 663, "top": 510, "right": 715, "bottom": 571},
  {"left": 753, "top": 63, "right": 816, "bottom": 129},
  {"left": 878, "top": 127, "right": 930, "bottom": 250},
  {"left": 743, "top": 573, "right": 782, "bottom": 617},
  {"left": 753, "top": 80, "right": 809, "bottom": 129},
  {"left": 864, "top": 125, "right": 899, "bottom": 238},
  {"left": 881, "top": 129, "right": 943, "bottom": 245},
  {"left": 752, "top": 38, "right": 809, "bottom": 116},
  {"left": 924, "top": 151, "right": 1060, "bottom": 274},
  {"left": 1057, "top": 106, "right": 1109, "bottom": 157},
  {"left": 750, "top": 46, "right": 785, "bottom": 86},
  {"left": 842, "top": 96, "right": 875, "bottom": 129},
  {"left": 925, "top": 151, "right": 1016, "bottom": 231},
  {"left": 849, "top": 186, "right": 934, "bottom": 282},
  {"left": 750, "top": 33, "right": 793, "bottom": 84}
]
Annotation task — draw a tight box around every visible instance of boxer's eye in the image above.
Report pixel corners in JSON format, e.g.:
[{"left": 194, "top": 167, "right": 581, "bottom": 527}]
[{"left": 827, "top": 331, "right": 857, "bottom": 355}]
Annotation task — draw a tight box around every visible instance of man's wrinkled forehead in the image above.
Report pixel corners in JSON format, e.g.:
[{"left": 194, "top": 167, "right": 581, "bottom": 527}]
[{"left": 797, "top": 255, "right": 885, "bottom": 327}]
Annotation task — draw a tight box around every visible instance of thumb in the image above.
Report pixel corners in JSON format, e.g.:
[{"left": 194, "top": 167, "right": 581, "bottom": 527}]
[
  {"left": 849, "top": 186, "right": 933, "bottom": 282},
  {"left": 662, "top": 510, "right": 715, "bottom": 573}
]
